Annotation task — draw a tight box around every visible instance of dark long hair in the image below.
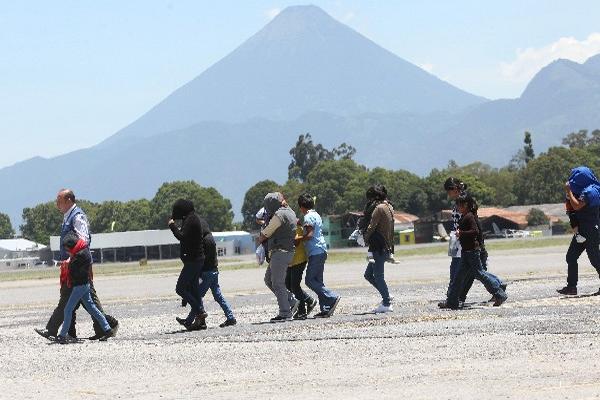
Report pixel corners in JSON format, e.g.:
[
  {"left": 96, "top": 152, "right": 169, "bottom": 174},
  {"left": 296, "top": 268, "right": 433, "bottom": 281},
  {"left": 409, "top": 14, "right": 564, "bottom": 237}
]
[
  {"left": 456, "top": 193, "right": 478, "bottom": 215},
  {"left": 444, "top": 177, "right": 467, "bottom": 193}
]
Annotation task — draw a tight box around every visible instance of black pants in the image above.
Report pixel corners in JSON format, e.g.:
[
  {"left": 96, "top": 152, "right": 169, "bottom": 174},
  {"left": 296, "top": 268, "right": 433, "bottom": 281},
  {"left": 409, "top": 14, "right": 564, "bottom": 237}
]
[
  {"left": 459, "top": 249, "right": 490, "bottom": 302},
  {"left": 46, "top": 281, "right": 118, "bottom": 337},
  {"left": 566, "top": 225, "right": 600, "bottom": 287},
  {"left": 285, "top": 262, "right": 313, "bottom": 314},
  {"left": 176, "top": 260, "right": 205, "bottom": 316}
]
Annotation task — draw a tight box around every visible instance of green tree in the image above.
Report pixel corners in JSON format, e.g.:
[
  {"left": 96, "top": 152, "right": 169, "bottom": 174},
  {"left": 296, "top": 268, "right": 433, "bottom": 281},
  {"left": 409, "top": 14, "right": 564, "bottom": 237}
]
[
  {"left": 150, "top": 181, "right": 234, "bottom": 231},
  {"left": 562, "top": 129, "right": 588, "bottom": 149},
  {"left": 241, "top": 180, "right": 281, "bottom": 230},
  {"left": 524, "top": 131, "right": 535, "bottom": 163},
  {"left": 514, "top": 146, "right": 599, "bottom": 204},
  {"left": 527, "top": 208, "right": 549, "bottom": 226},
  {"left": 20, "top": 202, "right": 62, "bottom": 245},
  {"left": 94, "top": 199, "right": 152, "bottom": 233},
  {"left": 304, "top": 158, "right": 367, "bottom": 215},
  {"left": 0, "top": 212, "right": 14, "bottom": 239},
  {"left": 288, "top": 133, "right": 334, "bottom": 181}
]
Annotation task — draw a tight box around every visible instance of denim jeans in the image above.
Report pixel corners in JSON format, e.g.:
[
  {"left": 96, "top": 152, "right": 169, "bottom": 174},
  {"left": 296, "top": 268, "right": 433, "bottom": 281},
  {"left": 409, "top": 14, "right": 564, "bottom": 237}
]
[
  {"left": 59, "top": 283, "right": 109, "bottom": 337},
  {"left": 566, "top": 225, "right": 600, "bottom": 287},
  {"left": 364, "top": 250, "right": 391, "bottom": 306},
  {"left": 446, "top": 250, "right": 506, "bottom": 308},
  {"left": 176, "top": 260, "right": 204, "bottom": 317},
  {"left": 186, "top": 270, "right": 235, "bottom": 323},
  {"left": 458, "top": 249, "right": 502, "bottom": 302},
  {"left": 446, "top": 257, "right": 461, "bottom": 297},
  {"left": 305, "top": 252, "right": 339, "bottom": 312}
]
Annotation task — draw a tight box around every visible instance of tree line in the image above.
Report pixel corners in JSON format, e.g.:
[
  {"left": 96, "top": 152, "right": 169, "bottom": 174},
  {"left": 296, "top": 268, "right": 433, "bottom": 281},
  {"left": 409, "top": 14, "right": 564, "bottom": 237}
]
[
  {"left": 241, "top": 130, "right": 600, "bottom": 230},
  {"left": 12, "top": 181, "right": 233, "bottom": 245}
]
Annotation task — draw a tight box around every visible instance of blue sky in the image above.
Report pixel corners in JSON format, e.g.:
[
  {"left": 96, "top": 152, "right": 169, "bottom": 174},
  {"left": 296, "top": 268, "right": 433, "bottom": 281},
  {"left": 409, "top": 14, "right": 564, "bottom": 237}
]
[{"left": 1, "top": 1, "right": 599, "bottom": 168}]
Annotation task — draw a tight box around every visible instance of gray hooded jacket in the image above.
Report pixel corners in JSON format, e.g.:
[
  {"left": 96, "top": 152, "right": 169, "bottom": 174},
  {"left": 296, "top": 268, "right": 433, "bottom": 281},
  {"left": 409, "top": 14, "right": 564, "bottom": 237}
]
[{"left": 263, "top": 192, "right": 297, "bottom": 252}]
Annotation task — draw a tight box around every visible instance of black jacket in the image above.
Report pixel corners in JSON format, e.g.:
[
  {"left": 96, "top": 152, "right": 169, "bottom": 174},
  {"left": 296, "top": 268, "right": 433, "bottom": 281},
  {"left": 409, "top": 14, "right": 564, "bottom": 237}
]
[
  {"left": 169, "top": 213, "right": 205, "bottom": 262},
  {"left": 68, "top": 248, "right": 93, "bottom": 286},
  {"left": 199, "top": 217, "right": 218, "bottom": 271}
]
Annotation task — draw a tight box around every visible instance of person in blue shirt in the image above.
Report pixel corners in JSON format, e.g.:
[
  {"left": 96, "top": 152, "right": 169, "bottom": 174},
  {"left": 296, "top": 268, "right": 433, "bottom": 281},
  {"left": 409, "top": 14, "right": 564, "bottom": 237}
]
[
  {"left": 297, "top": 193, "right": 341, "bottom": 318},
  {"left": 557, "top": 166, "right": 600, "bottom": 295}
]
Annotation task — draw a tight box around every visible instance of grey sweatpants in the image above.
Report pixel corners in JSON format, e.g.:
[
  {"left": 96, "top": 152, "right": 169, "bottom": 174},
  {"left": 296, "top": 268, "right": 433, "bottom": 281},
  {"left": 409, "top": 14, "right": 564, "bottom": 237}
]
[{"left": 264, "top": 250, "right": 296, "bottom": 317}]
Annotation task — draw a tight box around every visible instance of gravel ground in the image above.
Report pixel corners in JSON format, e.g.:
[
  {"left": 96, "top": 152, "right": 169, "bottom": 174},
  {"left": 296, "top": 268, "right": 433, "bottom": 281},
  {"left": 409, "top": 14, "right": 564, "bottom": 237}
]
[{"left": 2, "top": 246, "right": 600, "bottom": 400}]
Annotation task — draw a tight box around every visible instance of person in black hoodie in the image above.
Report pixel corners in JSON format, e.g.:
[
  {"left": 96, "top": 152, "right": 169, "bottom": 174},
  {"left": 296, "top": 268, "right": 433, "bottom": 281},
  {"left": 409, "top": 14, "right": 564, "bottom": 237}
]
[
  {"left": 55, "top": 232, "right": 114, "bottom": 343},
  {"left": 169, "top": 199, "right": 207, "bottom": 330}
]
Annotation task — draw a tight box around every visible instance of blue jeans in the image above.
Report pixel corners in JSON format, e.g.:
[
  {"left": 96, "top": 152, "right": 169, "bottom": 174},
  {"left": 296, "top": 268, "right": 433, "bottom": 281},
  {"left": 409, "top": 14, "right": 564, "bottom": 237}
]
[
  {"left": 186, "top": 270, "right": 235, "bottom": 323},
  {"left": 364, "top": 250, "right": 391, "bottom": 306},
  {"left": 446, "top": 257, "right": 461, "bottom": 297},
  {"left": 446, "top": 250, "right": 506, "bottom": 308},
  {"left": 305, "top": 252, "right": 338, "bottom": 312},
  {"left": 60, "top": 283, "right": 109, "bottom": 337}
]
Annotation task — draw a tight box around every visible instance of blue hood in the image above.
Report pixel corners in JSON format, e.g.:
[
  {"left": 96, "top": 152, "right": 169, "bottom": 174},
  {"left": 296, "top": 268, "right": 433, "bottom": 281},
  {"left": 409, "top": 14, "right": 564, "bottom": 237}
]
[{"left": 569, "top": 166, "right": 600, "bottom": 196}]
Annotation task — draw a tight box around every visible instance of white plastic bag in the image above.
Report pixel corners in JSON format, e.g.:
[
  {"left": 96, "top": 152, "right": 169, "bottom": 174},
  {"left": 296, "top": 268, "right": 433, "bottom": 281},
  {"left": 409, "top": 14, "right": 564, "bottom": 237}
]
[
  {"left": 348, "top": 229, "right": 366, "bottom": 247},
  {"left": 448, "top": 231, "right": 461, "bottom": 258},
  {"left": 255, "top": 244, "right": 266, "bottom": 266}
]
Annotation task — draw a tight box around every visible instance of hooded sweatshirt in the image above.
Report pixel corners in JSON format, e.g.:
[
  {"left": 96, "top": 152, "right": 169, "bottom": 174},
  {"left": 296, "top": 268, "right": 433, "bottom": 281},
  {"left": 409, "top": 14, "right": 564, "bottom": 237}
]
[
  {"left": 568, "top": 166, "right": 600, "bottom": 230},
  {"left": 261, "top": 192, "right": 296, "bottom": 252},
  {"left": 169, "top": 199, "right": 205, "bottom": 262}
]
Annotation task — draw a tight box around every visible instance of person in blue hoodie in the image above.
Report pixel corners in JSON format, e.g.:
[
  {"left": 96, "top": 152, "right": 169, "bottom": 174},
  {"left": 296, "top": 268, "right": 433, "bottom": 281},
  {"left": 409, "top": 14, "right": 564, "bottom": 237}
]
[{"left": 557, "top": 166, "right": 600, "bottom": 295}]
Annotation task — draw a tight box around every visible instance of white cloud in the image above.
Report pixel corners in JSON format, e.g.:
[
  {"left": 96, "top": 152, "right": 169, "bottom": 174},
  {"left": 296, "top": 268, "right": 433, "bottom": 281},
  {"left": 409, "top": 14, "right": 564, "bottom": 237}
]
[
  {"left": 500, "top": 32, "right": 600, "bottom": 82},
  {"left": 265, "top": 8, "right": 281, "bottom": 20}
]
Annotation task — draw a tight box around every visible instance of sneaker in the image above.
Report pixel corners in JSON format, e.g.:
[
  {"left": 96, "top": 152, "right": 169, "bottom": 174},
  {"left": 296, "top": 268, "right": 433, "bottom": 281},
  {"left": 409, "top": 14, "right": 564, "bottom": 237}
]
[
  {"left": 306, "top": 298, "right": 318, "bottom": 315},
  {"left": 34, "top": 328, "right": 54, "bottom": 340},
  {"left": 293, "top": 313, "right": 308, "bottom": 320},
  {"left": 110, "top": 320, "right": 119, "bottom": 336},
  {"left": 557, "top": 286, "right": 577, "bottom": 296},
  {"left": 575, "top": 233, "right": 587, "bottom": 243},
  {"left": 314, "top": 311, "right": 330, "bottom": 318},
  {"left": 326, "top": 296, "right": 341, "bottom": 317},
  {"left": 219, "top": 318, "right": 237, "bottom": 328},
  {"left": 372, "top": 303, "right": 393, "bottom": 313},
  {"left": 55, "top": 335, "right": 77, "bottom": 344},
  {"left": 290, "top": 300, "right": 300, "bottom": 317},
  {"left": 270, "top": 315, "right": 292, "bottom": 322},
  {"left": 492, "top": 294, "right": 507, "bottom": 307}
]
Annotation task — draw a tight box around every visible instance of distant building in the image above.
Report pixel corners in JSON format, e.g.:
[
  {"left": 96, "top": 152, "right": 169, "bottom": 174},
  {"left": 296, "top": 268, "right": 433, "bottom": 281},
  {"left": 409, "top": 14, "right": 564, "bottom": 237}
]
[
  {"left": 0, "top": 238, "right": 48, "bottom": 268},
  {"left": 50, "top": 229, "right": 255, "bottom": 264}
]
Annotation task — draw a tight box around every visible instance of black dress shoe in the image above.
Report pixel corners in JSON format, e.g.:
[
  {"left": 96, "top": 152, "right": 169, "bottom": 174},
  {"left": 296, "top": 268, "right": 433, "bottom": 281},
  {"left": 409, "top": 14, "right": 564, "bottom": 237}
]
[
  {"left": 88, "top": 333, "right": 104, "bottom": 341},
  {"left": 270, "top": 315, "right": 292, "bottom": 322},
  {"left": 219, "top": 318, "right": 237, "bottom": 328},
  {"left": 437, "top": 301, "right": 460, "bottom": 310},
  {"left": 34, "top": 328, "right": 53, "bottom": 340},
  {"left": 557, "top": 286, "right": 577, "bottom": 295},
  {"left": 176, "top": 317, "right": 191, "bottom": 328}
]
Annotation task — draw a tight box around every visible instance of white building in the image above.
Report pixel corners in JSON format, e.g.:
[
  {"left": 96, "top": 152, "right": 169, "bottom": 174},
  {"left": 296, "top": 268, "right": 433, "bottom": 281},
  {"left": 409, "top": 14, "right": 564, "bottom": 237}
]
[
  {"left": 0, "top": 238, "right": 47, "bottom": 268},
  {"left": 50, "top": 229, "right": 255, "bottom": 263}
]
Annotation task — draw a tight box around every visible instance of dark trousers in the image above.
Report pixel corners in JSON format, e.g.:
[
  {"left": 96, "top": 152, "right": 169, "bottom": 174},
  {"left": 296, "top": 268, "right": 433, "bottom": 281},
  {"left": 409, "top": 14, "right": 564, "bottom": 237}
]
[
  {"left": 46, "top": 281, "right": 117, "bottom": 337},
  {"left": 285, "top": 262, "right": 313, "bottom": 314},
  {"left": 176, "top": 260, "right": 205, "bottom": 317},
  {"left": 459, "top": 249, "right": 492, "bottom": 302},
  {"left": 447, "top": 250, "right": 505, "bottom": 308},
  {"left": 566, "top": 226, "right": 600, "bottom": 287}
]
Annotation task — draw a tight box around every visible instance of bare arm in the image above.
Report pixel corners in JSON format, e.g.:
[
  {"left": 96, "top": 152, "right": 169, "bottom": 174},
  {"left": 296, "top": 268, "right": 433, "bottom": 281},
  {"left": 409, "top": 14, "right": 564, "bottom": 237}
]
[{"left": 565, "top": 182, "right": 586, "bottom": 211}]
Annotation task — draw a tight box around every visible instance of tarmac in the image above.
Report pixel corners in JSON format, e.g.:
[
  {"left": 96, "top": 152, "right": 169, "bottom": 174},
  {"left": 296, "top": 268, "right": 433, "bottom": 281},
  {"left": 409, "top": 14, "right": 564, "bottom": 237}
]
[{"left": 1, "top": 245, "right": 600, "bottom": 399}]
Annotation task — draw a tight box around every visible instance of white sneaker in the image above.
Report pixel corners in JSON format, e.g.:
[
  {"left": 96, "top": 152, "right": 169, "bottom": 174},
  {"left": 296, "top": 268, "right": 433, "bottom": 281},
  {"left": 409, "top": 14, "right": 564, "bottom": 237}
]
[
  {"left": 372, "top": 303, "right": 394, "bottom": 313},
  {"left": 386, "top": 254, "right": 396, "bottom": 263},
  {"left": 575, "top": 233, "right": 587, "bottom": 243}
]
